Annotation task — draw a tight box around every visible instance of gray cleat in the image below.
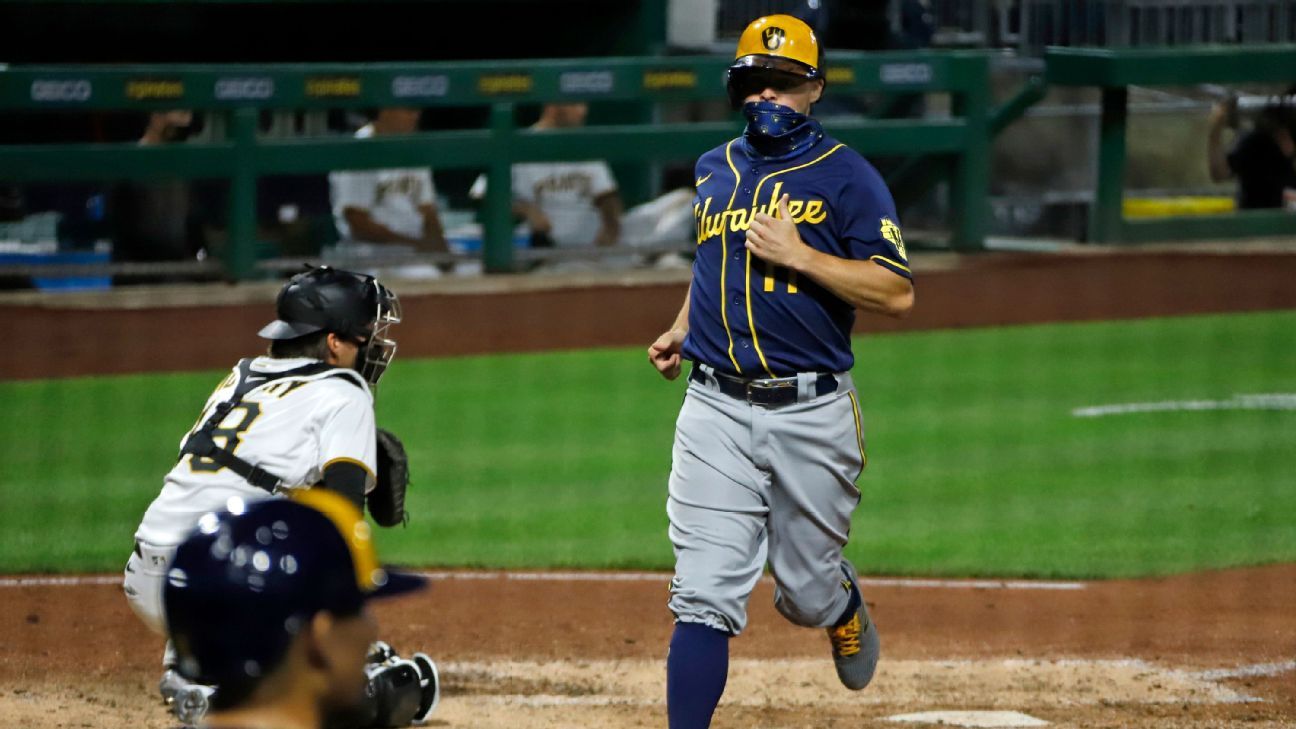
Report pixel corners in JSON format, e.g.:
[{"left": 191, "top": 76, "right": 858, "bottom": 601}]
[
  {"left": 825, "top": 559, "right": 880, "bottom": 690},
  {"left": 158, "top": 669, "right": 185, "bottom": 706},
  {"left": 159, "top": 668, "right": 214, "bottom": 726}
]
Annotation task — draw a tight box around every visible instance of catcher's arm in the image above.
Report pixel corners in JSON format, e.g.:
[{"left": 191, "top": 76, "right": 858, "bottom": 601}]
[{"left": 320, "top": 461, "right": 369, "bottom": 512}]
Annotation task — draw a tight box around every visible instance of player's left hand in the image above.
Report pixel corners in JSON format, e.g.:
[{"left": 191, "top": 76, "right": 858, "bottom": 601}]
[
  {"left": 648, "top": 328, "right": 686, "bottom": 380},
  {"left": 746, "top": 195, "right": 813, "bottom": 270}
]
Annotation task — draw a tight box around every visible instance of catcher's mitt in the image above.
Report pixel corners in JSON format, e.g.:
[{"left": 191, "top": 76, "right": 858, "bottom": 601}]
[{"left": 368, "top": 428, "right": 410, "bottom": 527}]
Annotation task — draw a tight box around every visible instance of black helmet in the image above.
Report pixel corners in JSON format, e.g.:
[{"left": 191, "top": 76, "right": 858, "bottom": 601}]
[
  {"left": 258, "top": 266, "right": 402, "bottom": 387},
  {"left": 163, "top": 489, "right": 426, "bottom": 706}
]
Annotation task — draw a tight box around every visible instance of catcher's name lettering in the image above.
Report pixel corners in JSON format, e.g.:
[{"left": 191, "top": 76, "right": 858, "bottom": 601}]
[
  {"left": 694, "top": 182, "right": 827, "bottom": 245},
  {"left": 263, "top": 380, "right": 308, "bottom": 398}
]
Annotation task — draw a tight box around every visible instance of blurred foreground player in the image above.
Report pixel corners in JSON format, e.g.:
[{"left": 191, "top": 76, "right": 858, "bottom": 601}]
[
  {"left": 123, "top": 266, "right": 435, "bottom": 726},
  {"left": 164, "top": 489, "right": 439, "bottom": 729}
]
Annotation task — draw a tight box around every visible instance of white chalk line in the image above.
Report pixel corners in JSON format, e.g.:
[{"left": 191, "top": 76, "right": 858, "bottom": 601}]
[
  {"left": 0, "top": 575, "right": 120, "bottom": 587},
  {"left": 439, "top": 657, "right": 1271, "bottom": 707},
  {"left": 1190, "top": 660, "right": 1296, "bottom": 681},
  {"left": 0, "top": 572, "right": 1087, "bottom": 591},
  {"left": 886, "top": 710, "right": 1049, "bottom": 727},
  {"left": 421, "top": 572, "right": 1087, "bottom": 591},
  {"left": 1072, "top": 393, "right": 1296, "bottom": 418},
  {"left": 862, "top": 577, "right": 1083, "bottom": 591},
  {"left": 478, "top": 695, "right": 643, "bottom": 708},
  {"left": 1045, "top": 657, "right": 1294, "bottom": 690}
]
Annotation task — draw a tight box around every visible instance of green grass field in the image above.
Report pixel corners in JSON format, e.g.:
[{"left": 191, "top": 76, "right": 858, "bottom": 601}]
[{"left": 3, "top": 310, "right": 1294, "bottom": 578}]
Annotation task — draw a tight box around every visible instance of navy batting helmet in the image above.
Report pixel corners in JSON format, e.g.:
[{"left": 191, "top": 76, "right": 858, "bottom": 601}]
[
  {"left": 258, "top": 266, "right": 402, "bottom": 387},
  {"left": 163, "top": 489, "right": 425, "bottom": 701}
]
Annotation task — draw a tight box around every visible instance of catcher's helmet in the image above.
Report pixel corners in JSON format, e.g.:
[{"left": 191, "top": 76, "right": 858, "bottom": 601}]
[
  {"left": 163, "top": 489, "right": 425, "bottom": 703},
  {"left": 259, "top": 266, "right": 402, "bottom": 387},
  {"left": 727, "top": 14, "right": 824, "bottom": 108}
]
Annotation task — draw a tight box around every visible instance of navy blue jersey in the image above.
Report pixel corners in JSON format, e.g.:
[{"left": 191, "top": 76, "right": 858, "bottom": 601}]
[{"left": 683, "top": 133, "right": 912, "bottom": 377}]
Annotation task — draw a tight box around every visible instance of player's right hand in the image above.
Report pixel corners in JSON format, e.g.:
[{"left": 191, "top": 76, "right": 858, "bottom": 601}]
[{"left": 648, "top": 329, "right": 686, "bottom": 380}]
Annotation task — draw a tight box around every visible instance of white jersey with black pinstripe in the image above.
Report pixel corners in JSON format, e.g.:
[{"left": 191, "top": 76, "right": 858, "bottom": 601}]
[{"left": 134, "top": 356, "right": 377, "bottom": 546}]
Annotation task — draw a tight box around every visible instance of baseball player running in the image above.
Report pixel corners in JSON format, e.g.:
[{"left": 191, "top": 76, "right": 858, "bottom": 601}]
[
  {"left": 647, "top": 15, "right": 914, "bottom": 728},
  {"left": 123, "top": 266, "right": 437, "bottom": 727}
]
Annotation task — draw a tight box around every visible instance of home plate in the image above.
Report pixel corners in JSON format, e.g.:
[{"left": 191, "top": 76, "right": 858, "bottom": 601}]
[{"left": 886, "top": 710, "right": 1048, "bottom": 727}]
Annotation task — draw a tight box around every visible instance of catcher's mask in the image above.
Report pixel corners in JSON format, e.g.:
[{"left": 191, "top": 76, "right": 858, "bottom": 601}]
[
  {"left": 258, "top": 266, "right": 402, "bottom": 389},
  {"left": 163, "top": 490, "right": 426, "bottom": 706},
  {"left": 727, "top": 14, "right": 824, "bottom": 109}
]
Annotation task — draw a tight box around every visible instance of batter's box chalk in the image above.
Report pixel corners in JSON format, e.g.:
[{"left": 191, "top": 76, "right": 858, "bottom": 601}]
[{"left": 886, "top": 710, "right": 1049, "bottom": 727}]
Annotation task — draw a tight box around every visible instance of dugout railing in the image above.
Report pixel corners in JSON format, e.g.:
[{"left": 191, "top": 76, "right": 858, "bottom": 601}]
[
  {"left": 1045, "top": 45, "right": 1296, "bottom": 244},
  {"left": 0, "top": 53, "right": 993, "bottom": 279}
]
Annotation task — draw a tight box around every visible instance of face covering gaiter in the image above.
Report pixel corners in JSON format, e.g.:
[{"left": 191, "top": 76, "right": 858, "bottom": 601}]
[{"left": 741, "top": 100, "right": 824, "bottom": 159}]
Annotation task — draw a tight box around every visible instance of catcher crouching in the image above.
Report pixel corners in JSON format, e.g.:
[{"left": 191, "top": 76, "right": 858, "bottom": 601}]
[{"left": 123, "top": 266, "right": 437, "bottom": 727}]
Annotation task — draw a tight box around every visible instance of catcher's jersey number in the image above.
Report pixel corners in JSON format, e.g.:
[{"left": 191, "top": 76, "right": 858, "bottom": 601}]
[{"left": 189, "top": 403, "right": 261, "bottom": 473}]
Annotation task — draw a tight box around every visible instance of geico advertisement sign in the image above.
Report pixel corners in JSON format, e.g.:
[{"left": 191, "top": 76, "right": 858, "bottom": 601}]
[
  {"left": 215, "top": 78, "right": 275, "bottom": 101},
  {"left": 560, "top": 71, "right": 614, "bottom": 95},
  {"left": 392, "top": 75, "right": 449, "bottom": 98},
  {"left": 30, "top": 79, "right": 93, "bottom": 102}
]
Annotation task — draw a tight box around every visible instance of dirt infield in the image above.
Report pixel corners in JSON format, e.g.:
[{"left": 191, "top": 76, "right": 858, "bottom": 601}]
[
  {"left": 1, "top": 565, "right": 1294, "bottom": 728},
  {"left": 4, "top": 249, "right": 1296, "bottom": 379}
]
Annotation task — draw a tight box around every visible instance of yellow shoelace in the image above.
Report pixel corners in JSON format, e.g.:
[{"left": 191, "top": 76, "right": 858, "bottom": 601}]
[{"left": 828, "top": 612, "right": 862, "bottom": 657}]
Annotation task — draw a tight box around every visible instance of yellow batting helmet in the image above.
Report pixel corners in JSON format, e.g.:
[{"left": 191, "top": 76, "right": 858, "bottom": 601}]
[{"left": 727, "top": 14, "right": 823, "bottom": 107}]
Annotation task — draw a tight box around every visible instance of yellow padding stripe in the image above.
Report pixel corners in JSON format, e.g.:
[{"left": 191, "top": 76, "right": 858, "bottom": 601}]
[
  {"left": 724, "top": 139, "right": 742, "bottom": 209},
  {"left": 870, "top": 255, "right": 911, "bottom": 274},
  {"left": 751, "top": 143, "right": 846, "bottom": 210},
  {"left": 721, "top": 139, "right": 743, "bottom": 374},
  {"left": 323, "top": 457, "right": 376, "bottom": 480},
  {"left": 847, "top": 390, "right": 867, "bottom": 470}
]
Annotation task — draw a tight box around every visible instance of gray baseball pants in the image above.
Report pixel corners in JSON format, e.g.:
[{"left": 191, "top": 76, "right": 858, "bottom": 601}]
[{"left": 667, "top": 364, "right": 867, "bottom": 635}]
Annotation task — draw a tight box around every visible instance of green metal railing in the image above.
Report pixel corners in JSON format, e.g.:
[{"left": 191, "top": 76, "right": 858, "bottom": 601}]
[
  {"left": 0, "top": 53, "right": 994, "bottom": 277},
  {"left": 1045, "top": 45, "right": 1296, "bottom": 244}
]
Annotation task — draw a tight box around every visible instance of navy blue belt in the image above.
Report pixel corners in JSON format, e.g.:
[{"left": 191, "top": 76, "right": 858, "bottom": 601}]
[{"left": 690, "top": 365, "right": 837, "bottom": 406}]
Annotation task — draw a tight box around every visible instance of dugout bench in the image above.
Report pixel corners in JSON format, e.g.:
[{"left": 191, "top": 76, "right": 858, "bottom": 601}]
[
  {"left": 0, "top": 52, "right": 995, "bottom": 280},
  {"left": 1045, "top": 45, "right": 1296, "bottom": 244}
]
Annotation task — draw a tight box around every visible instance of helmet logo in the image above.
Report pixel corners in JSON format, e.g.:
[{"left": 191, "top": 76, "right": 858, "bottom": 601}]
[{"left": 762, "top": 26, "right": 786, "bottom": 51}]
